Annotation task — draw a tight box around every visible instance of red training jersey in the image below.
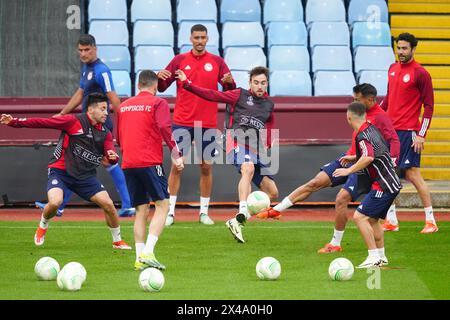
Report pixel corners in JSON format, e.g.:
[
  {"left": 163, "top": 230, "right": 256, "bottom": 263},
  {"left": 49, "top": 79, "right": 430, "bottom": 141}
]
[
  {"left": 158, "top": 50, "right": 236, "bottom": 128},
  {"left": 117, "top": 91, "right": 179, "bottom": 169},
  {"left": 380, "top": 59, "right": 434, "bottom": 137},
  {"left": 7, "top": 114, "right": 117, "bottom": 171}
]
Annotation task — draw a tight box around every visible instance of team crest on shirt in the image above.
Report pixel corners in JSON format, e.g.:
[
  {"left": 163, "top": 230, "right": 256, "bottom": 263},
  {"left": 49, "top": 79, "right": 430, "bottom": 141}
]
[
  {"left": 87, "top": 71, "right": 93, "bottom": 80},
  {"left": 246, "top": 96, "right": 254, "bottom": 106},
  {"left": 403, "top": 74, "right": 410, "bottom": 83},
  {"left": 204, "top": 63, "right": 213, "bottom": 72},
  {"left": 52, "top": 179, "right": 59, "bottom": 185}
]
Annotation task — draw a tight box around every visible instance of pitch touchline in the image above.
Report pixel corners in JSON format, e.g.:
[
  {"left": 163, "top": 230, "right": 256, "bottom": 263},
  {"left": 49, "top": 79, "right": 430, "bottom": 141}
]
[{"left": 0, "top": 225, "right": 447, "bottom": 230}]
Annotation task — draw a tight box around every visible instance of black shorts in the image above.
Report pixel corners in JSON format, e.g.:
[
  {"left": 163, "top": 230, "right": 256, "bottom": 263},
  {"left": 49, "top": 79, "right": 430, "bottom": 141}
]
[{"left": 123, "top": 166, "right": 169, "bottom": 207}]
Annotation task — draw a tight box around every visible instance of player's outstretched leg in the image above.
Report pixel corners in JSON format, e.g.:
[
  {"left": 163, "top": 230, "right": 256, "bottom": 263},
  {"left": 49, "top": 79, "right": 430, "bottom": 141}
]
[
  {"left": 199, "top": 162, "right": 214, "bottom": 225},
  {"left": 91, "top": 190, "right": 131, "bottom": 249},
  {"left": 35, "top": 188, "right": 64, "bottom": 246},
  {"left": 166, "top": 163, "right": 183, "bottom": 226}
]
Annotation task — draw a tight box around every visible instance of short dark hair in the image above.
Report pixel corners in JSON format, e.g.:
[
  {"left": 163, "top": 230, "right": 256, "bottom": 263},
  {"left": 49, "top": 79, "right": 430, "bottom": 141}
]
[
  {"left": 347, "top": 102, "right": 366, "bottom": 118},
  {"left": 138, "top": 70, "right": 158, "bottom": 88},
  {"left": 249, "top": 66, "right": 269, "bottom": 81},
  {"left": 86, "top": 93, "right": 108, "bottom": 108},
  {"left": 396, "top": 32, "right": 418, "bottom": 48},
  {"left": 353, "top": 83, "right": 377, "bottom": 98},
  {"left": 78, "top": 34, "right": 96, "bottom": 47},
  {"left": 191, "top": 24, "right": 208, "bottom": 34}
]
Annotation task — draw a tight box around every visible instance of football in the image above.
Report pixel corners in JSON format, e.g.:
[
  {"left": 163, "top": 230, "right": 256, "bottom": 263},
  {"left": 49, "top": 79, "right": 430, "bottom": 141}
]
[
  {"left": 256, "top": 257, "right": 281, "bottom": 280},
  {"left": 34, "top": 257, "right": 60, "bottom": 281},
  {"left": 247, "top": 191, "right": 271, "bottom": 215},
  {"left": 328, "top": 257, "right": 354, "bottom": 281},
  {"left": 57, "top": 262, "right": 85, "bottom": 291},
  {"left": 139, "top": 267, "right": 165, "bottom": 292}
]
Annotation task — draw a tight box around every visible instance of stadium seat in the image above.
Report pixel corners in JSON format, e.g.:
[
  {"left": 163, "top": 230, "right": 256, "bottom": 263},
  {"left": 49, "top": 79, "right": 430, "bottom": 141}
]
[
  {"left": 133, "top": 20, "right": 174, "bottom": 47},
  {"left": 312, "top": 46, "right": 352, "bottom": 72},
  {"left": 111, "top": 71, "right": 131, "bottom": 97},
  {"left": 269, "top": 46, "right": 310, "bottom": 72},
  {"left": 88, "top": 0, "right": 127, "bottom": 22},
  {"left": 220, "top": 0, "right": 261, "bottom": 23},
  {"left": 222, "top": 22, "right": 265, "bottom": 50},
  {"left": 88, "top": 21, "right": 129, "bottom": 46},
  {"left": 263, "top": 0, "right": 304, "bottom": 25},
  {"left": 177, "top": 0, "right": 217, "bottom": 23},
  {"left": 358, "top": 70, "right": 388, "bottom": 96},
  {"left": 97, "top": 46, "right": 131, "bottom": 72},
  {"left": 309, "top": 22, "right": 349, "bottom": 49},
  {"left": 178, "top": 21, "right": 219, "bottom": 49},
  {"left": 354, "top": 46, "right": 395, "bottom": 73},
  {"left": 179, "top": 45, "right": 220, "bottom": 56},
  {"left": 314, "top": 71, "right": 356, "bottom": 96},
  {"left": 267, "top": 22, "right": 308, "bottom": 47},
  {"left": 352, "top": 22, "right": 391, "bottom": 50},
  {"left": 348, "top": 0, "right": 389, "bottom": 26},
  {"left": 231, "top": 70, "right": 250, "bottom": 89},
  {"left": 134, "top": 46, "right": 175, "bottom": 73},
  {"left": 305, "top": 0, "right": 346, "bottom": 26},
  {"left": 270, "top": 71, "right": 312, "bottom": 96},
  {"left": 131, "top": 0, "right": 172, "bottom": 23},
  {"left": 224, "top": 47, "right": 267, "bottom": 71},
  {"left": 136, "top": 71, "right": 177, "bottom": 96}
]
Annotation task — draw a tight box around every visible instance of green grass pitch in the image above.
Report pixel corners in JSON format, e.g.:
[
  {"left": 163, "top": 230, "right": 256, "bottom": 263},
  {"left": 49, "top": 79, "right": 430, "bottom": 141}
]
[{"left": 0, "top": 220, "right": 448, "bottom": 300}]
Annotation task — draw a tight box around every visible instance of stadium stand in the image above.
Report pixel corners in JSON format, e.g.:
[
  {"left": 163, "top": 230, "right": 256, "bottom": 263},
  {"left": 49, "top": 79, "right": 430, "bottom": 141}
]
[
  {"left": 358, "top": 70, "right": 388, "bottom": 96},
  {"left": 314, "top": 71, "right": 356, "bottom": 96},
  {"left": 305, "top": 0, "right": 346, "bottom": 26},
  {"left": 133, "top": 20, "right": 174, "bottom": 47},
  {"left": 270, "top": 71, "right": 312, "bottom": 96},
  {"left": 267, "top": 21, "right": 308, "bottom": 47},
  {"left": 224, "top": 47, "right": 267, "bottom": 71},
  {"left": 348, "top": 0, "right": 389, "bottom": 26},
  {"left": 97, "top": 45, "right": 131, "bottom": 72},
  {"left": 354, "top": 46, "right": 395, "bottom": 74},
  {"left": 88, "top": 20, "right": 129, "bottom": 46},
  {"left": 269, "top": 46, "right": 310, "bottom": 72},
  {"left": 222, "top": 22, "right": 265, "bottom": 50},
  {"left": 111, "top": 70, "right": 132, "bottom": 97},
  {"left": 134, "top": 46, "right": 175, "bottom": 73},
  {"left": 220, "top": 0, "right": 261, "bottom": 23},
  {"left": 309, "top": 22, "right": 350, "bottom": 49},
  {"left": 352, "top": 21, "right": 392, "bottom": 51},
  {"left": 263, "top": 0, "right": 304, "bottom": 25},
  {"left": 312, "top": 46, "right": 353, "bottom": 73},
  {"left": 131, "top": 0, "right": 172, "bottom": 22},
  {"left": 88, "top": 0, "right": 128, "bottom": 22},
  {"left": 177, "top": 0, "right": 218, "bottom": 23}
]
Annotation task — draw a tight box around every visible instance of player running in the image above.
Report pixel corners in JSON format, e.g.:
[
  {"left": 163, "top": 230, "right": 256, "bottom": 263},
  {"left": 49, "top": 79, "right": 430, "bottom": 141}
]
[
  {"left": 259, "top": 83, "right": 400, "bottom": 253},
  {"left": 116, "top": 70, "right": 183, "bottom": 271},
  {"left": 175, "top": 66, "right": 278, "bottom": 243},
  {"left": 0, "top": 93, "right": 131, "bottom": 250},
  {"left": 334, "top": 102, "right": 401, "bottom": 268}
]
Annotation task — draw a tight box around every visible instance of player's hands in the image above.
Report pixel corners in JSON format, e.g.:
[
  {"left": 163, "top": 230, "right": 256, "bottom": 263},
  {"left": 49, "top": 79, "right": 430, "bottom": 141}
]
[
  {"left": 0, "top": 114, "right": 12, "bottom": 125},
  {"left": 106, "top": 150, "right": 119, "bottom": 161},
  {"left": 332, "top": 168, "right": 351, "bottom": 177},
  {"left": 221, "top": 73, "right": 234, "bottom": 84},
  {"left": 412, "top": 135, "right": 425, "bottom": 153},
  {"left": 172, "top": 157, "right": 184, "bottom": 171},
  {"left": 174, "top": 69, "right": 187, "bottom": 82},
  {"left": 339, "top": 154, "right": 356, "bottom": 167},
  {"left": 52, "top": 112, "right": 64, "bottom": 118},
  {"left": 157, "top": 70, "right": 172, "bottom": 81}
]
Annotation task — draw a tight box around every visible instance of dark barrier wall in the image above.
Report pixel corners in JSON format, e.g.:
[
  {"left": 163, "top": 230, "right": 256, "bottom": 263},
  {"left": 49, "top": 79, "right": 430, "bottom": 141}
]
[
  {"left": 0, "top": 0, "right": 80, "bottom": 96},
  {"left": 0, "top": 145, "right": 349, "bottom": 204}
]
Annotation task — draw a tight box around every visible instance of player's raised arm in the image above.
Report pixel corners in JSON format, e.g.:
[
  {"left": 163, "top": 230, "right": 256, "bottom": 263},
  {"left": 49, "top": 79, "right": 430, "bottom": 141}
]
[{"left": 2, "top": 114, "right": 78, "bottom": 131}]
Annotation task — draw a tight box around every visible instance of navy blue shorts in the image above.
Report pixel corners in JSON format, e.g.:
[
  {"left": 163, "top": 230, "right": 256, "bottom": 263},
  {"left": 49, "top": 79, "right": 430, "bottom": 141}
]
[
  {"left": 172, "top": 124, "right": 219, "bottom": 162},
  {"left": 123, "top": 166, "right": 169, "bottom": 207},
  {"left": 46, "top": 168, "right": 105, "bottom": 202},
  {"left": 397, "top": 130, "right": 421, "bottom": 170},
  {"left": 341, "top": 173, "right": 372, "bottom": 201},
  {"left": 357, "top": 189, "right": 399, "bottom": 219},
  {"left": 226, "top": 146, "right": 274, "bottom": 188},
  {"left": 320, "top": 156, "right": 350, "bottom": 187}
]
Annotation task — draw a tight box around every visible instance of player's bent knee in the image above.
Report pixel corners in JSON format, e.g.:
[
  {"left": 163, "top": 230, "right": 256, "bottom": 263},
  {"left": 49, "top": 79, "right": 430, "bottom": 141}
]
[
  {"left": 48, "top": 200, "right": 63, "bottom": 209},
  {"left": 200, "top": 163, "right": 212, "bottom": 175},
  {"left": 241, "top": 163, "right": 255, "bottom": 176}
]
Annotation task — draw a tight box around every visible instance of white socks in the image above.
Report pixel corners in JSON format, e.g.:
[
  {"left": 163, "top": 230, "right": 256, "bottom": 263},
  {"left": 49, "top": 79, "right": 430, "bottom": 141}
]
[
  {"left": 168, "top": 196, "right": 177, "bottom": 216},
  {"left": 109, "top": 227, "right": 122, "bottom": 242},
  {"left": 424, "top": 206, "right": 436, "bottom": 224},
  {"left": 239, "top": 201, "right": 251, "bottom": 220},
  {"left": 200, "top": 197, "right": 210, "bottom": 215},
  {"left": 368, "top": 249, "right": 379, "bottom": 258},
  {"left": 135, "top": 242, "right": 145, "bottom": 261},
  {"left": 378, "top": 247, "right": 386, "bottom": 258},
  {"left": 142, "top": 234, "right": 158, "bottom": 255},
  {"left": 386, "top": 204, "right": 398, "bottom": 225},
  {"left": 330, "top": 229, "right": 344, "bottom": 247},
  {"left": 39, "top": 215, "right": 50, "bottom": 229},
  {"left": 273, "top": 197, "right": 293, "bottom": 212}
]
